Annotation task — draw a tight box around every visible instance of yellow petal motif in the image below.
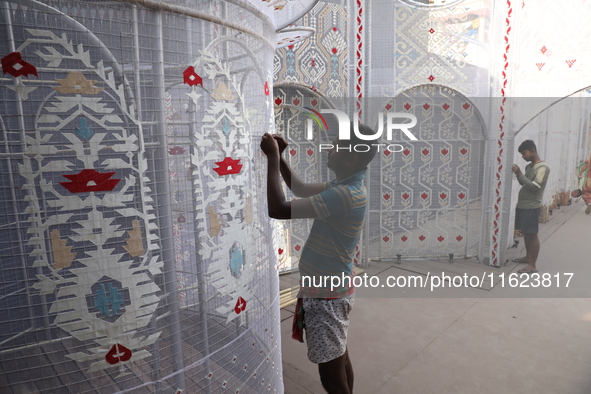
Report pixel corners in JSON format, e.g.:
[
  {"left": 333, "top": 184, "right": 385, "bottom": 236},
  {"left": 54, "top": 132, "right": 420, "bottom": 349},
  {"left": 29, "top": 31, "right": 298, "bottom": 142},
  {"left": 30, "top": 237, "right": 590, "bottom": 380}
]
[
  {"left": 50, "top": 229, "right": 76, "bottom": 269},
  {"left": 123, "top": 220, "right": 145, "bottom": 257},
  {"left": 245, "top": 195, "right": 253, "bottom": 224},
  {"left": 208, "top": 205, "right": 222, "bottom": 237},
  {"left": 212, "top": 82, "right": 235, "bottom": 101},
  {"left": 52, "top": 72, "right": 104, "bottom": 94}
]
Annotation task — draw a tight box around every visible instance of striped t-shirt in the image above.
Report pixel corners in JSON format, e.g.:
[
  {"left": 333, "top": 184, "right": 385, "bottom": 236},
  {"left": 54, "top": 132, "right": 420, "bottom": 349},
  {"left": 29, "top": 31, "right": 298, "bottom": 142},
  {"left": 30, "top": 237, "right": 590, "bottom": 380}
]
[{"left": 298, "top": 170, "right": 367, "bottom": 297}]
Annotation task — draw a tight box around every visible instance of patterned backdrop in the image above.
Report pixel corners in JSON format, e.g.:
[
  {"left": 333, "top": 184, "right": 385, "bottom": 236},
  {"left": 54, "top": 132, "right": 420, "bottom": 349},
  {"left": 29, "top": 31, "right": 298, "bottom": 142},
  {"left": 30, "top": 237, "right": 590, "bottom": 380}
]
[
  {"left": 366, "top": 85, "right": 486, "bottom": 259},
  {"left": 274, "top": 2, "right": 349, "bottom": 98},
  {"left": 0, "top": 0, "right": 284, "bottom": 392}
]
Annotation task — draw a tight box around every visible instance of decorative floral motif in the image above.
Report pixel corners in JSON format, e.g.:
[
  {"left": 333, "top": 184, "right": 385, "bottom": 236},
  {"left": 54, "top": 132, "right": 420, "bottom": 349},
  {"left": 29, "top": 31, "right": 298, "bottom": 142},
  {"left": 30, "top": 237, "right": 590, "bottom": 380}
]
[
  {"left": 59, "top": 169, "right": 120, "bottom": 193},
  {"left": 183, "top": 66, "right": 202, "bottom": 86},
  {"left": 1, "top": 52, "right": 38, "bottom": 78},
  {"left": 190, "top": 49, "right": 257, "bottom": 325},
  {"left": 17, "top": 29, "right": 162, "bottom": 374},
  {"left": 213, "top": 157, "right": 243, "bottom": 176},
  {"left": 50, "top": 229, "right": 75, "bottom": 269},
  {"left": 52, "top": 71, "right": 103, "bottom": 94}
]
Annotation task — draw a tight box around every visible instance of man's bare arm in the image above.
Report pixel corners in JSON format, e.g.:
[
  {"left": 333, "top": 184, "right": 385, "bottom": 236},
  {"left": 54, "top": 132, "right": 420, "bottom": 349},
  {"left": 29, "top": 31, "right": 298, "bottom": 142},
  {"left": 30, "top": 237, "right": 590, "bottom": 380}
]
[
  {"left": 279, "top": 156, "right": 327, "bottom": 198},
  {"left": 261, "top": 134, "right": 319, "bottom": 220},
  {"left": 273, "top": 135, "right": 326, "bottom": 198}
]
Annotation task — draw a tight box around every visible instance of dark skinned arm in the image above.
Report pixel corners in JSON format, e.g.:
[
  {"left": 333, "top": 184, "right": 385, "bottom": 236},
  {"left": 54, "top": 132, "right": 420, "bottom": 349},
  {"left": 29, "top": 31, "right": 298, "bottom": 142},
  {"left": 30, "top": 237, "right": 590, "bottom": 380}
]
[
  {"left": 261, "top": 133, "right": 319, "bottom": 220},
  {"left": 273, "top": 135, "right": 327, "bottom": 198}
]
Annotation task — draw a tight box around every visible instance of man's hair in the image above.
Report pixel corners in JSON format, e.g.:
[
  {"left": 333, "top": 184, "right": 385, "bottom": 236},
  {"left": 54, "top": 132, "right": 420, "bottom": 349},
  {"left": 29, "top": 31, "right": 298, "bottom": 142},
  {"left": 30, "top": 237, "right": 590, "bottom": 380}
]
[
  {"left": 518, "top": 140, "right": 537, "bottom": 153},
  {"left": 335, "top": 123, "right": 378, "bottom": 170}
]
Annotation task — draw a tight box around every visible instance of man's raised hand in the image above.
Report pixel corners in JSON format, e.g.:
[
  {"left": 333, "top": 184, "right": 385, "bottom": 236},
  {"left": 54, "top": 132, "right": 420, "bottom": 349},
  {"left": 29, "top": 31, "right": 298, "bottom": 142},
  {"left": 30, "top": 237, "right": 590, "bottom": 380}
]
[
  {"left": 272, "top": 134, "right": 288, "bottom": 154},
  {"left": 260, "top": 133, "right": 280, "bottom": 157}
]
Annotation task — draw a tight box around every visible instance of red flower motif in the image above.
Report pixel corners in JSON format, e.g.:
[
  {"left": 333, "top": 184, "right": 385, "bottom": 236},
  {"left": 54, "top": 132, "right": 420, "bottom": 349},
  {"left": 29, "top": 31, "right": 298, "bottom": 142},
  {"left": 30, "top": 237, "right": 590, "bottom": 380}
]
[
  {"left": 213, "top": 157, "right": 243, "bottom": 176},
  {"left": 460, "top": 147, "right": 468, "bottom": 155},
  {"left": 383, "top": 193, "right": 391, "bottom": 201},
  {"left": 385, "top": 103, "right": 392, "bottom": 110},
  {"left": 311, "top": 98, "right": 318, "bottom": 107},
  {"left": 442, "top": 103, "right": 450, "bottom": 111},
  {"left": 1, "top": 52, "right": 38, "bottom": 78},
  {"left": 289, "top": 149, "right": 297, "bottom": 157},
  {"left": 422, "top": 148, "right": 430, "bottom": 156},
  {"left": 293, "top": 97, "right": 300, "bottom": 106},
  {"left": 383, "top": 236, "right": 390, "bottom": 243},
  {"left": 333, "top": 27, "right": 338, "bottom": 31},
  {"left": 332, "top": 48, "right": 338, "bottom": 54},
  {"left": 183, "top": 66, "right": 202, "bottom": 87},
  {"left": 278, "top": 248, "right": 283, "bottom": 255},
  {"left": 168, "top": 146, "right": 185, "bottom": 155},
  {"left": 437, "top": 236, "right": 445, "bottom": 242},
  {"left": 428, "top": 75, "right": 435, "bottom": 82},
  {"left": 402, "top": 192, "right": 410, "bottom": 200},
  {"left": 294, "top": 244, "right": 301, "bottom": 252},
  {"left": 456, "top": 235, "right": 463, "bottom": 242},
  {"left": 423, "top": 103, "right": 431, "bottom": 110},
  {"left": 462, "top": 102, "right": 471, "bottom": 110},
  {"left": 105, "top": 344, "right": 132, "bottom": 365},
  {"left": 275, "top": 97, "right": 282, "bottom": 106},
  {"left": 60, "top": 169, "right": 120, "bottom": 193},
  {"left": 234, "top": 297, "right": 247, "bottom": 314},
  {"left": 383, "top": 149, "right": 391, "bottom": 157},
  {"left": 401, "top": 235, "right": 408, "bottom": 242},
  {"left": 440, "top": 192, "right": 447, "bottom": 200},
  {"left": 403, "top": 148, "right": 411, "bottom": 156},
  {"left": 441, "top": 148, "right": 449, "bottom": 156},
  {"left": 420, "top": 192, "right": 429, "bottom": 200},
  {"left": 458, "top": 192, "right": 466, "bottom": 200},
  {"left": 264, "top": 81, "right": 270, "bottom": 96},
  {"left": 403, "top": 103, "right": 412, "bottom": 111},
  {"left": 429, "top": 28, "right": 435, "bottom": 34},
  {"left": 307, "top": 148, "right": 314, "bottom": 157},
  {"left": 288, "top": 45, "right": 294, "bottom": 50},
  {"left": 419, "top": 235, "right": 426, "bottom": 241}
]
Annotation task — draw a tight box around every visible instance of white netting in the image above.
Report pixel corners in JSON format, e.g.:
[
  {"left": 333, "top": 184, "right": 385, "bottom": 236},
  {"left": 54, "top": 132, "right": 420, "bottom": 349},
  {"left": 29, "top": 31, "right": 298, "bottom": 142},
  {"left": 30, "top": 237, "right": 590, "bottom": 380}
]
[{"left": 0, "top": 0, "right": 283, "bottom": 392}]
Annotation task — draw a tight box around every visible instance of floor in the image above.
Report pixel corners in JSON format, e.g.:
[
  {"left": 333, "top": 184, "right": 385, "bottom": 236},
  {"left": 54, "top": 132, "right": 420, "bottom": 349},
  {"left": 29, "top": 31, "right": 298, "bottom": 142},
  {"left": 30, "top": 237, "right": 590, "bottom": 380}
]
[{"left": 280, "top": 199, "right": 591, "bottom": 394}]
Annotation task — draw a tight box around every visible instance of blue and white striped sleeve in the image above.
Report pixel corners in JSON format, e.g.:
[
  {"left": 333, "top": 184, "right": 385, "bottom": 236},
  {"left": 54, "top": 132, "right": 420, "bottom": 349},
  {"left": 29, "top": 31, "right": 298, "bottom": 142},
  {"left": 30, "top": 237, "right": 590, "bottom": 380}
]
[{"left": 310, "top": 185, "right": 352, "bottom": 219}]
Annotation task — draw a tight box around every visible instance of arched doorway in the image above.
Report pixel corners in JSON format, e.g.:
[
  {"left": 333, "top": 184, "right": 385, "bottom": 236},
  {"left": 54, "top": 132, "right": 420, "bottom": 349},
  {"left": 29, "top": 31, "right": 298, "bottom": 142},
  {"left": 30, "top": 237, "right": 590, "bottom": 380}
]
[{"left": 366, "top": 84, "right": 487, "bottom": 260}]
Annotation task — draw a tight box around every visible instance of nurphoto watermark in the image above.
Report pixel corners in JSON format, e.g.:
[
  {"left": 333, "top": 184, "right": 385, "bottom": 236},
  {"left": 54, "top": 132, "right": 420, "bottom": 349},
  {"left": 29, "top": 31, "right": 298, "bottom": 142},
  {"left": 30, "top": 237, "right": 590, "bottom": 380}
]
[{"left": 305, "top": 108, "right": 418, "bottom": 152}]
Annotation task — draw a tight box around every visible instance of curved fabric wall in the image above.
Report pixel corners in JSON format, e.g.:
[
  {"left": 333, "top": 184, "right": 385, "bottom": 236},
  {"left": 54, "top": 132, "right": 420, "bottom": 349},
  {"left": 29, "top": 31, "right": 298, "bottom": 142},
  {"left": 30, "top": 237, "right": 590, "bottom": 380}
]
[{"left": 0, "top": 1, "right": 282, "bottom": 392}]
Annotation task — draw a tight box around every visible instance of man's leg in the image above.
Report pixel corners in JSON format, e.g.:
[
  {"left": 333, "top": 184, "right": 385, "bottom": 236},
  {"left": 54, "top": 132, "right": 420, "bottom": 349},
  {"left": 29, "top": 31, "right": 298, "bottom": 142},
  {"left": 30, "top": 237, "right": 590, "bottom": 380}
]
[
  {"left": 304, "top": 296, "right": 354, "bottom": 393},
  {"left": 514, "top": 208, "right": 530, "bottom": 263},
  {"left": 522, "top": 232, "right": 540, "bottom": 270},
  {"left": 344, "top": 348, "right": 354, "bottom": 392},
  {"left": 318, "top": 348, "right": 353, "bottom": 394}
]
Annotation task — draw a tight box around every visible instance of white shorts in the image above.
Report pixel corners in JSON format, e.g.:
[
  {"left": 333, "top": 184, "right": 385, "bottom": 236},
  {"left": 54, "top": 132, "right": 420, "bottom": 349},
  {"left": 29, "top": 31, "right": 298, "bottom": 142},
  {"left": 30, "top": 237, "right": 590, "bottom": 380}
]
[{"left": 302, "top": 295, "right": 354, "bottom": 363}]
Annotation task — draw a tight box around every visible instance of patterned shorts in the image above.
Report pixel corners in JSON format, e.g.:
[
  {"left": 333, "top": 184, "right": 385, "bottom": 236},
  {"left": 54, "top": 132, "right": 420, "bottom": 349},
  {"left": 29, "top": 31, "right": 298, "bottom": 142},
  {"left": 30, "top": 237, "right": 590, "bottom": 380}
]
[{"left": 302, "top": 295, "right": 354, "bottom": 364}]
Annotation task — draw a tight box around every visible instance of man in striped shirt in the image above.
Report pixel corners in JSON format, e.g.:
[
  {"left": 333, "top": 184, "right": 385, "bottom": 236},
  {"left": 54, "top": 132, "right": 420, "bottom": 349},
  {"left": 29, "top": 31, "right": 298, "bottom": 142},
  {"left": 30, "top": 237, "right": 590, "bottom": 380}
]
[{"left": 261, "top": 124, "right": 377, "bottom": 394}]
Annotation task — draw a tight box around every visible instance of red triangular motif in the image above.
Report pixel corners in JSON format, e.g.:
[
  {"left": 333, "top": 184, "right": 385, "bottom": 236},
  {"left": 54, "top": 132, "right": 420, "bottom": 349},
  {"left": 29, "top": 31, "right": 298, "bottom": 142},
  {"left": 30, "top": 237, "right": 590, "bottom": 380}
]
[
  {"left": 60, "top": 169, "right": 120, "bottom": 193},
  {"left": 213, "top": 157, "right": 242, "bottom": 176},
  {"left": 105, "top": 343, "right": 132, "bottom": 365}
]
